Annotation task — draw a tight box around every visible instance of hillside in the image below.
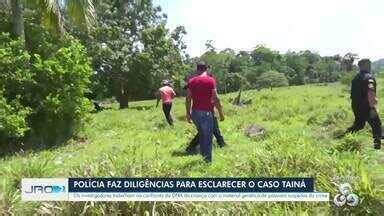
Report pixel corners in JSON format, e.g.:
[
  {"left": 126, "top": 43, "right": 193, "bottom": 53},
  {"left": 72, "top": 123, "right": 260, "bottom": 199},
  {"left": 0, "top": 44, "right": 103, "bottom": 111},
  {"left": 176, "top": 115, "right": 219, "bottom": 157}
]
[
  {"left": 1, "top": 82, "right": 383, "bottom": 215},
  {"left": 373, "top": 58, "right": 384, "bottom": 73}
]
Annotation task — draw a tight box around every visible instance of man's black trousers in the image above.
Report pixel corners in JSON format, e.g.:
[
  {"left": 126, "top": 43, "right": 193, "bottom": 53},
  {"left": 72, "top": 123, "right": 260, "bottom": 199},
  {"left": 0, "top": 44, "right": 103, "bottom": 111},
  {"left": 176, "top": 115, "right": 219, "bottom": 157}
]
[
  {"left": 162, "top": 103, "right": 173, "bottom": 125},
  {"left": 347, "top": 103, "right": 382, "bottom": 145}
]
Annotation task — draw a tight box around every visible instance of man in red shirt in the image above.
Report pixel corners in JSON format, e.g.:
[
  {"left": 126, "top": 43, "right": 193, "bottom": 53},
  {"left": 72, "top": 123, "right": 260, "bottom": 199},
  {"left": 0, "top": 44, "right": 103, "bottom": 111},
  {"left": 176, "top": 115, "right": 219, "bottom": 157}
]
[
  {"left": 186, "top": 62, "right": 224, "bottom": 162},
  {"left": 185, "top": 65, "right": 226, "bottom": 154},
  {"left": 157, "top": 80, "right": 176, "bottom": 126}
]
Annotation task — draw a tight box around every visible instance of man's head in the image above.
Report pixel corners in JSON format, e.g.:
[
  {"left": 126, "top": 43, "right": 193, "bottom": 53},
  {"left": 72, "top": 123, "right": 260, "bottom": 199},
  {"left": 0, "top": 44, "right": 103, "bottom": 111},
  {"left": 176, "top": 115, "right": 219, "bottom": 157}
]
[
  {"left": 162, "top": 80, "right": 171, "bottom": 86},
  {"left": 358, "top": 59, "right": 371, "bottom": 73},
  {"left": 196, "top": 61, "right": 208, "bottom": 73}
]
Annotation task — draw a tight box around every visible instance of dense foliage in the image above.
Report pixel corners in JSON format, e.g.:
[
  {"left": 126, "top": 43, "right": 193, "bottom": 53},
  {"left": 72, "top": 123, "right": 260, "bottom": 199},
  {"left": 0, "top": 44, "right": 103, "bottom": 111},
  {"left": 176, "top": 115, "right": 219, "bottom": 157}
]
[
  {"left": 256, "top": 70, "right": 289, "bottom": 89},
  {"left": 0, "top": 34, "right": 32, "bottom": 142},
  {"left": 196, "top": 44, "right": 354, "bottom": 94},
  {"left": 70, "top": 0, "right": 187, "bottom": 108},
  {"left": 0, "top": 32, "right": 92, "bottom": 146},
  {"left": 0, "top": 0, "right": 368, "bottom": 145}
]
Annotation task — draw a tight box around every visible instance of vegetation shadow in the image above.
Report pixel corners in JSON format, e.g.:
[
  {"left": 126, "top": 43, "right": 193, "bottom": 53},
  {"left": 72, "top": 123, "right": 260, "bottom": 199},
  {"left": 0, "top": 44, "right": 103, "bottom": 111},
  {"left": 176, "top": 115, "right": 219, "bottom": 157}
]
[
  {"left": 0, "top": 135, "right": 84, "bottom": 159},
  {"left": 129, "top": 105, "right": 153, "bottom": 111},
  {"left": 171, "top": 149, "right": 198, "bottom": 157},
  {"left": 180, "top": 159, "right": 203, "bottom": 169},
  {"left": 176, "top": 114, "right": 186, "bottom": 121}
]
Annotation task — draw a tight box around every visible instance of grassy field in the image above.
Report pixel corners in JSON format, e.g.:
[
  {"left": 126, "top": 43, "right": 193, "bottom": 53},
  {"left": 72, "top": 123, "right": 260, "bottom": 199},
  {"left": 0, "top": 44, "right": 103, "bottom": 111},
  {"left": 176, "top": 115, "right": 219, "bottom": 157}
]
[{"left": 0, "top": 81, "right": 383, "bottom": 215}]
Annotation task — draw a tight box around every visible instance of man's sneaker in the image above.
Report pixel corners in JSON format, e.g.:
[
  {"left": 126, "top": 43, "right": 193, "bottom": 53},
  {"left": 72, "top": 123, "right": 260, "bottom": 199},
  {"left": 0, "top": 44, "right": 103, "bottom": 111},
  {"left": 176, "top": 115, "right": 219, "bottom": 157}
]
[
  {"left": 186, "top": 146, "right": 199, "bottom": 155},
  {"left": 374, "top": 143, "right": 381, "bottom": 150},
  {"left": 218, "top": 141, "right": 226, "bottom": 148}
]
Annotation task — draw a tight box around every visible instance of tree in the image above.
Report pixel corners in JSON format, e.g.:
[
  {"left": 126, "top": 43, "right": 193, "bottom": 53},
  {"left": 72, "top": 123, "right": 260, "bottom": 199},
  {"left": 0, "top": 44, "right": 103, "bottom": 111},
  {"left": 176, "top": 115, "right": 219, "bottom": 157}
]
[
  {"left": 73, "top": 0, "right": 185, "bottom": 108},
  {"left": 200, "top": 48, "right": 236, "bottom": 93},
  {"left": 7, "top": 0, "right": 95, "bottom": 40},
  {"left": 205, "top": 40, "right": 216, "bottom": 52},
  {"left": 315, "top": 56, "right": 340, "bottom": 82},
  {"left": 342, "top": 53, "right": 358, "bottom": 72},
  {"left": 10, "top": 0, "right": 24, "bottom": 39},
  {"left": 283, "top": 51, "right": 306, "bottom": 85},
  {"left": 251, "top": 45, "right": 280, "bottom": 65},
  {"left": 256, "top": 70, "right": 289, "bottom": 90}
]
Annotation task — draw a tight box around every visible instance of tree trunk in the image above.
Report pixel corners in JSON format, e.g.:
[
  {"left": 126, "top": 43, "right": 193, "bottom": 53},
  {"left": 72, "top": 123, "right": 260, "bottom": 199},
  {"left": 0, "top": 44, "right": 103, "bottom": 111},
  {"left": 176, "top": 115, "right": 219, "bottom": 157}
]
[
  {"left": 118, "top": 0, "right": 129, "bottom": 15},
  {"left": 0, "top": 0, "right": 8, "bottom": 9},
  {"left": 118, "top": 83, "right": 129, "bottom": 109},
  {"left": 10, "top": 0, "right": 24, "bottom": 39},
  {"left": 119, "top": 93, "right": 129, "bottom": 109},
  {"left": 234, "top": 89, "right": 242, "bottom": 106}
]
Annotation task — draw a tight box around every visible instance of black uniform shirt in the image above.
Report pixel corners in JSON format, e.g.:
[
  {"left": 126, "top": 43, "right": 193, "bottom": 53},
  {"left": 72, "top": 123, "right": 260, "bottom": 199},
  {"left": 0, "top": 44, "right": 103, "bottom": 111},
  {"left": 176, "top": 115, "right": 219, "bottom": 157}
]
[{"left": 351, "top": 71, "right": 376, "bottom": 107}]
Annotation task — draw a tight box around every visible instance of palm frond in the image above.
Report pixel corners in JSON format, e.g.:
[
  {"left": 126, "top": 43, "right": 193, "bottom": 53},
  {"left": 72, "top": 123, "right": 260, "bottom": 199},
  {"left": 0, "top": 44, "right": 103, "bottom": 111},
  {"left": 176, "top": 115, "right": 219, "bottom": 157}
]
[
  {"left": 41, "top": 0, "right": 63, "bottom": 33},
  {"left": 0, "top": 0, "right": 10, "bottom": 8},
  {"left": 66, "top": 0, "right": 95, "bottom": 29},
  {"left": 23, "top": 0, "right": 63, "bottom": 33}
]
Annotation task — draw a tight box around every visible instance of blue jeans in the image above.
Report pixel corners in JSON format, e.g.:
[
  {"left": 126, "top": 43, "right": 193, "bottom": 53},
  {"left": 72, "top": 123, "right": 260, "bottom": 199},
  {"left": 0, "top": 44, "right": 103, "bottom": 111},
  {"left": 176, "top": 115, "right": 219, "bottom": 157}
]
[
  {"left": 191, "top": 110, "right": 214, "bottom": 162},
  {"left": 186, "top": 115, "right": 225, "bottom": 152}
]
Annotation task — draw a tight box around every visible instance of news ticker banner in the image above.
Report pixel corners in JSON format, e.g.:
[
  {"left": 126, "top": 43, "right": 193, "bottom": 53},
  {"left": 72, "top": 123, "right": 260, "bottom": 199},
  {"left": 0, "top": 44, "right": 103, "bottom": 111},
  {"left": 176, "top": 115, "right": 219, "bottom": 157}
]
[{"left": 22, "top": 178, "right": 330, "bottom": 202}]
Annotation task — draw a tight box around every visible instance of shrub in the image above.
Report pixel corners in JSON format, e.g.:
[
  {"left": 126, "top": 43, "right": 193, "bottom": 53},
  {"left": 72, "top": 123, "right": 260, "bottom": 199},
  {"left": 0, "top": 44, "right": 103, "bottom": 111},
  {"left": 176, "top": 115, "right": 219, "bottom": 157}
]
[
  {"left": 322, "top": 109, "right": 348, "bottom": 126},
  {"left": 0, "top": 94, "right": 31, "bottom": 142},
  {"left": 340, "top": 71, "right": 355, "bottom": 86},
  {"left": 0, "top": 33, "right": 93, "bottom": 146},
  {"left": 335, "top": 134, "right": 363, "bottom": 152},
  {"left": 28, "top": 40, "right": 93, "bottom": 144},
  {"left": 0, "top": 34, "right": 33, "bottom": 143}
]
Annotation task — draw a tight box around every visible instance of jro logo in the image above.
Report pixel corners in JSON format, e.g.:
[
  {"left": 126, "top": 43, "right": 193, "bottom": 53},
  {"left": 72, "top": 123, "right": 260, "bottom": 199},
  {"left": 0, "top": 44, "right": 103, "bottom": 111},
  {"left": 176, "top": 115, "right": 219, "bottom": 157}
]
[{"left": 25, "top": 185, "right": 65, "bottom": 194}]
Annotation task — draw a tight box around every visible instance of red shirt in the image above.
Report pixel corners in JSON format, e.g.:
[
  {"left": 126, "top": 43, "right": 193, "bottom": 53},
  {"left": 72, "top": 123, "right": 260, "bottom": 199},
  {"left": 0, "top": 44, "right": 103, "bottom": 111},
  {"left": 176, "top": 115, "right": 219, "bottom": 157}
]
[
  {"left": 188, "top": 74, "right": 217, "bottom": 111},
  {"left": 186, "top": 72, "right": 217, "bottom": 83},
  {"left": 159, "top": 86, "right": 176, "bottom": 104}
]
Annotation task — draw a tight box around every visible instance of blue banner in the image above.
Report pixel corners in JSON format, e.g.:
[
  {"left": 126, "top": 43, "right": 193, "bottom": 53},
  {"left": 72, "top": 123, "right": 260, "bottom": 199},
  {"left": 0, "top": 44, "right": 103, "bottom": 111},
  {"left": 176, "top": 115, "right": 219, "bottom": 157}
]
[{"left": 68, "top": 178, "right": 314, "bottom": 193}]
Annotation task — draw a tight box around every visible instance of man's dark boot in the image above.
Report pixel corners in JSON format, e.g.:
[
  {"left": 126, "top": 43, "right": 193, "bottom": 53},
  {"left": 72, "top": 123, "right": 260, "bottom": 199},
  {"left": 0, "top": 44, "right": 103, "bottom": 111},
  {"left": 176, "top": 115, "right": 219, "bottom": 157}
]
[
  {"left": 186, "top": 135, "right": 199, "bottom": 154},
  {"left": 374, "top": 140, "right": 381, "bottom": 150},
  {"left": 186, "top": 145, "right": 198, "bottom": 154},
  {"left": 218, "top": 141, "right": 226, "bottom": 148}
]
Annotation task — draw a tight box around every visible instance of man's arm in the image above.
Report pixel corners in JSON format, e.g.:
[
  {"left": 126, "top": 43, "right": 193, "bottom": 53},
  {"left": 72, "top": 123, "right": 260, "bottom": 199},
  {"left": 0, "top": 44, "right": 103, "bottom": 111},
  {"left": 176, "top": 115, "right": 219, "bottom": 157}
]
[
  {"left": 212, "top": 89, "right": 224, "bottom": 121},
  {"left": 155, "top": 91, "right": 160, "bottom": 107},
  {"left": 186, "top": 89, "right": 192, "bottom": 123},
  {"left": 368, "top": 78, "right": 378, "bottom": 109}
]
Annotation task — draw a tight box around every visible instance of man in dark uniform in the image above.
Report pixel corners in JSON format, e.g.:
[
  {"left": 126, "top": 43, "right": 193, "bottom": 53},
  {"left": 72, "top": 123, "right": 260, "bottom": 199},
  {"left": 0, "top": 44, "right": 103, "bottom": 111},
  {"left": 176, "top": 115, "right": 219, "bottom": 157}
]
[{"left": 346, "top": 58, "right": 382, "bottom": 150}]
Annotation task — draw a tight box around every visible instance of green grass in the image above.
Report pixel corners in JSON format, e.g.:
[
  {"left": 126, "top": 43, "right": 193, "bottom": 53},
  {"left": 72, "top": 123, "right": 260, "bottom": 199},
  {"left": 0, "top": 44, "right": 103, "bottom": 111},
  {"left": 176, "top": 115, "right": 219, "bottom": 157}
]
[{"left": 1, "top": 82, "right": 384, "bottom": 215}]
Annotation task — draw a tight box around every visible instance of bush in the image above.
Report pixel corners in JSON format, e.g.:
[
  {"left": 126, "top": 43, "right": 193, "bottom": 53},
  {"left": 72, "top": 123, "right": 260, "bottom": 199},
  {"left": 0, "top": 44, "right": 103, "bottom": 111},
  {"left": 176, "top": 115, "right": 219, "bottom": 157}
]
[
  {"left": 335, "top": 134, "right": 363, "bottom": 152},
  {"left": 0, "top": 34, "right": 33, "bottom": 143},
  {"left": 0, "top": 93, "right": 31, "bottom": 142},
  {"left": 340, "top": 71, "right": 355, "bottom": 86},
  {"left": 28, "top": 41, "right": 93, "bottom": 144},
  {"left": 0, "top": 33, "right": 92, "bottom": 146}
]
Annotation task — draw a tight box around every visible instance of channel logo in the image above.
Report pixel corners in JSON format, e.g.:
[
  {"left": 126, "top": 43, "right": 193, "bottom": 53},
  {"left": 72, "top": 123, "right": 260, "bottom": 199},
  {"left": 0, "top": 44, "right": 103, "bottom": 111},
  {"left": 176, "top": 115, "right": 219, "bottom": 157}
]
[
  {"left": 333, "top": 183, "right": 359, "bottom": 207},
  {"left": 22, "top": 178, "right": 68, "bottom": 201},
  {"left": 24, "top": 185, "right": 66, "bottom": 194}
]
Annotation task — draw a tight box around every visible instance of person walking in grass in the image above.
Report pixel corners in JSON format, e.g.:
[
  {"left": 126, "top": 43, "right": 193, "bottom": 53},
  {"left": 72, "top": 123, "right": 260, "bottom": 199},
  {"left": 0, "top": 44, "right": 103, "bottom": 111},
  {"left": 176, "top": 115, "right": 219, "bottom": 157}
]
[
  {"left": 156, "top": 80, "right": 176, "bottom": 126},
  {"left": 186, "top": 62, "right": 225, "bottom": 162},
  {"left": 346, "top": 58, "right": 382, "bottom": 150},
  {"left": 185, "top": 65, "right": 226, "bottom": 154}
]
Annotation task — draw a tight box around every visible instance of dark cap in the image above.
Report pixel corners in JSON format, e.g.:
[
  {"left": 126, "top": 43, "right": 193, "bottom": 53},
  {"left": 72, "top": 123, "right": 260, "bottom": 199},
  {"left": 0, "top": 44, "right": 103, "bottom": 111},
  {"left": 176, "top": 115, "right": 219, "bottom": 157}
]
[
  {"left": 358, "top": 58, "right": 371, "bottom": 67},
  {"left": 197, "top": 61, "right": 207, "bottom": 71}
]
